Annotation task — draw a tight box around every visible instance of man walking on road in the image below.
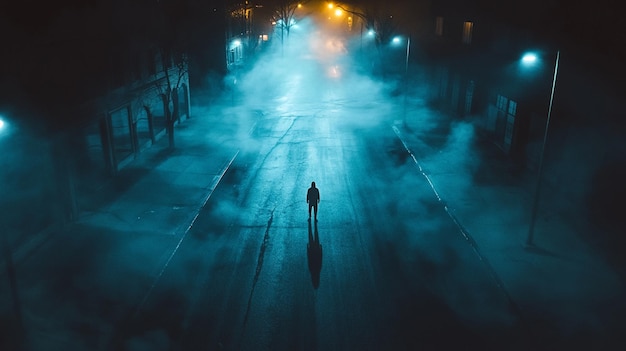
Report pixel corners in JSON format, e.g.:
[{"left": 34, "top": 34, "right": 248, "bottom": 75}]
[{"left": 307, "top": 181, "right": 320, "bottom": 221}]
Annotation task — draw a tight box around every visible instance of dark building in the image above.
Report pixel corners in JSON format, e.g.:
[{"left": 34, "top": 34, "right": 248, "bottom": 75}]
[
  {"left": 0, "top": 0, "right": 229, "bottom": 252},
  {"left": 412, "top": 0, "right": 626, "bottom": 255}
]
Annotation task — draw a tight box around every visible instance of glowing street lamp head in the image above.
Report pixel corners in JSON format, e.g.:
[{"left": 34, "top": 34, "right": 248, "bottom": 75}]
[
  {"left": 229, "top": 39, "right": 242, "bottom": 50},
  {"left": 0, "top": 115, "right": 10, "bottom": 136},
  {"left": 521, "top": 52, "right": 538, "bottom": 66},
  {"left": 392, "top": 36, "right": 401, "bottom": 44}
]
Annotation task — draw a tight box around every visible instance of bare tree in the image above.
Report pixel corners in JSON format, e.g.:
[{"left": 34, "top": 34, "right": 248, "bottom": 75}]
[
  {"left": 270, "top": 0, "right": 309, "bottom": 52},
  {"left": 333, "top": 2, "right": 396, "bottom": 49},
  {"left": 332, "top": 1, "right": 397, "bottom": 77},
  {"left": 154, "top": 51, "right": 189, "bottom": 149},
  {"left": 131, "top": 0, "right": 191, "bottom": 149}
]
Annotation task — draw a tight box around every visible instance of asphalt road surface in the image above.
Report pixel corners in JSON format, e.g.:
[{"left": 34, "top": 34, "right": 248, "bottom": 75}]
[{"left": 124, "top": 95, "right": 531, "bottom": 350}]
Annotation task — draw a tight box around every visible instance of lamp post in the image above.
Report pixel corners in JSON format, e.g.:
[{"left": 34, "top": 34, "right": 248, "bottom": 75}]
[
  {"left": 391, "top": 36, "right": 410, "bottom": 78},
  {"left": 0, "top": 116, "right": 25, "bottom": 344},
  {"left": 392, "top": 36, "right": 411, "bottom": 126},
  {"left": 405, "top": 36, "right": 411, "bottom": 76},
  {"left": 526, "top": 50, "right": 560, "bottom": 246},
  {"left": 403, "top": 36, "right": 411, "bottom": 127},
  {"left": 229, "top": 38, "right": 242, "bottom": 106}
]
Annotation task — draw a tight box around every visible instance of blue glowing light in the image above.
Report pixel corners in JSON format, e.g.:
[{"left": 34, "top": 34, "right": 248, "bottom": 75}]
[{"left": 521, "top": 53, "right": 538, "bottom": 65}]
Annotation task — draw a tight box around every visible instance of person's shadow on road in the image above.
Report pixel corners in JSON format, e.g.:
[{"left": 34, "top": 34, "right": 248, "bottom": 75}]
[{"left": 307, "top": 220, "right": 322, "bottom": 289}]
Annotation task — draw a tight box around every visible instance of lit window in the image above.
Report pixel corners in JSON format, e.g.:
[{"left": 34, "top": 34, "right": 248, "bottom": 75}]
[{"left": 462, "top": 21, "right": 473, "bottom": 44}]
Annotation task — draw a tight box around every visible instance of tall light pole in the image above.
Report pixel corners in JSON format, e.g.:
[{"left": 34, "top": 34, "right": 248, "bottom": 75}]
[
  {"left": 0, "top": 116, "right": 25, "bottom": 344},
  {"left": 403, "top": 36, "right": 411, "bottom": 127},
  {"left": 405, "top": 36, "right": 411, "bottom": 76},
  {"left": 526, "top": 50, "right": 560, "bottom": 246},
  {"left": 393, "top": 36, "right": 411, "bottom": 126}
]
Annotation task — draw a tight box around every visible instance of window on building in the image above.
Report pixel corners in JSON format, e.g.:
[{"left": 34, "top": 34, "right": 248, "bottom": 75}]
[
  {"left": 462, "top": 21, "right": 473, "bottom": 44},
  {"left": 435, "top": 17, "right": 443, "bottom": 36},
  {"left": 508, "top": 100, "right": 517, "bottom": 116},
  {"left": 496, "top": 94, "right": 507, "bottom": 111},
  {"left": 227, "top": 50, "right": 233, "bottom": 66},
  {"left": 503, "top": 99, "right": 517, "bottom": 152}
]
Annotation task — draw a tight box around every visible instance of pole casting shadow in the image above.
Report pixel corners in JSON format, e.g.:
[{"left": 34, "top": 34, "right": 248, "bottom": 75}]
[{"left": 307, "top": 220, "right": 322, "bottom": 289}]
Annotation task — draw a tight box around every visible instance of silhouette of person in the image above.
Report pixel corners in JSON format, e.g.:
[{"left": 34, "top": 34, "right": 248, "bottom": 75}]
[{"left": 306, "top": 181, "right": 320, "bottom": 221}]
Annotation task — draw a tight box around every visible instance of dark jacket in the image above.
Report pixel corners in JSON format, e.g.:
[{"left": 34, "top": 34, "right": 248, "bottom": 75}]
[{"left": 307, "top": 187, "right": 320, "bottom": 203}]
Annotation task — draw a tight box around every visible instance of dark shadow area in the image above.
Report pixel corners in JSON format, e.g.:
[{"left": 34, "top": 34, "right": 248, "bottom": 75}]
[
  {"left": 0, "top": 236, "right": 26, "bottom": 351},
  {"left": 523, "top": 243, "right": 560, "bottom": 258},
  {"left": 585, "top": 159, "right": 626, "bottom": 279},
  {"left": 307, "top": 220, "right": 322, "bottom": 289},
  {"left": 370, "top": 233, "right": 533, "bottom": 350},
  {"left": 80, "top": 147, "right": 175, "bottom": 212},
  {"left": 470, "top": 135, "right": 527, "bottom": 186},
  {"left": 0, "top": 223, "right": 137, "bottom": 349},
  {"left": 111, "top": 287, "right": 185, "bottom": 351},
  {"left": 522, "top": 243, "right": 586, "bottom": 265}
]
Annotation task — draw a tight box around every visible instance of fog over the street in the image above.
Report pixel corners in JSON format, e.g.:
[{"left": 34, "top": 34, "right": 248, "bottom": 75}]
[{"left": 2, "top": 2, "right": 625, "bottom": 350}]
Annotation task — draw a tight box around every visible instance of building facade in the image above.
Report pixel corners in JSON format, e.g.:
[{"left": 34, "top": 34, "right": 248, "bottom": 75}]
[
  {"left": 418, "top": 0, "right": 626, "bottom": 251},
  {"left": 0, "top": 0, "right": 212, "bottom": 252}
]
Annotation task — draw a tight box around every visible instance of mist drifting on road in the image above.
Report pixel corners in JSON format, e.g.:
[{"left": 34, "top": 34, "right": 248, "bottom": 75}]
[{"left": 204, "top": 10, "right": 626, "bottom": 340}]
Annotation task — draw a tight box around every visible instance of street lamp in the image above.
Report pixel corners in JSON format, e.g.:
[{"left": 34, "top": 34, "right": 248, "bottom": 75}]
[
  {"left": 0, "top": 114, "right": 11, "bottom": 136},
  {"left": 391, "top": 36, "right": 411, "bottom": 77},
  {"left": 392, "top": 36, "right": 411, "bottom": 126},
  {"left": 0, "top": 114, "right": 24, "bottom": 340},
  {"left": 521, "top": 52, "right": 538, "bottom": 65},
  {"left": 524, "top": 50, "right": 560, "bottom": 246}
]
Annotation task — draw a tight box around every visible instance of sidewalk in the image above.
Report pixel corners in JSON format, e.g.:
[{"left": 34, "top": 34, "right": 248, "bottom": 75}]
[
  {"left": 0, "top": 106, "right": 240, "bottom": 350},
  {"left": 10, "top": 110, "right": 239, "bottom": 265},
  {"left": 395, "top": 96, "right": 626, "bottom": 348}
]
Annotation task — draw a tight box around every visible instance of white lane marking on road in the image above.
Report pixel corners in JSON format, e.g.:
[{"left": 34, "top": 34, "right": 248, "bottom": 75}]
[{"left": 391, "top": 125, "right": 525, "bottom": 321}]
